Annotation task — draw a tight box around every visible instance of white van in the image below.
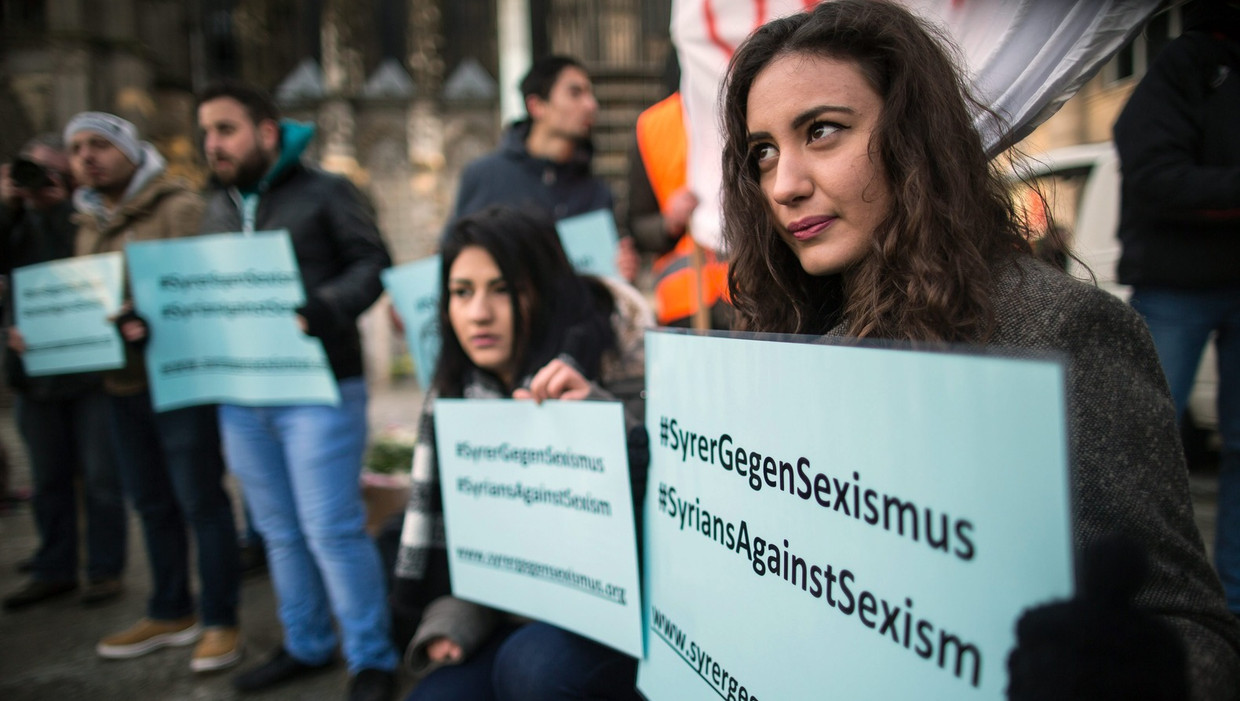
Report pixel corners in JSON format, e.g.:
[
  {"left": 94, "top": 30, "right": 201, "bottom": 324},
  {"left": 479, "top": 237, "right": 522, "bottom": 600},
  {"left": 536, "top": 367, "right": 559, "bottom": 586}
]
[{"left": 1013, "top": 142, "right": 1220, "bottom": 433}]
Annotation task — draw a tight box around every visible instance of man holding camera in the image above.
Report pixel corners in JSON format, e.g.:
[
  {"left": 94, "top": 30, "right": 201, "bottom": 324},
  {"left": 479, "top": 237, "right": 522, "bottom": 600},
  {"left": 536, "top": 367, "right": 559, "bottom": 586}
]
[{"left": 1, "top": 134, "right": 128, "bottom": 611}]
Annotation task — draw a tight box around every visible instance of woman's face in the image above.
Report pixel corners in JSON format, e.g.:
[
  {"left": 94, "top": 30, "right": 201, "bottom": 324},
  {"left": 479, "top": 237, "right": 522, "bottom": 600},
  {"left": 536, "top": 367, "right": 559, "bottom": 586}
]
[
  {"left": 448, "top": 245, "right": 516, "bottom": 384},
  {"left": 746, "top": 52, "right": 891, "bottom": 277}
]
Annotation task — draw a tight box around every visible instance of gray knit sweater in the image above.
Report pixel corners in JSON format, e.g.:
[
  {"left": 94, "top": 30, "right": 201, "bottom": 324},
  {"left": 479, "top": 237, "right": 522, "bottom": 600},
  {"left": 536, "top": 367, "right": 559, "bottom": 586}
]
[{"left": 827, "top": 258, "right": 1240, "bottom": 699}]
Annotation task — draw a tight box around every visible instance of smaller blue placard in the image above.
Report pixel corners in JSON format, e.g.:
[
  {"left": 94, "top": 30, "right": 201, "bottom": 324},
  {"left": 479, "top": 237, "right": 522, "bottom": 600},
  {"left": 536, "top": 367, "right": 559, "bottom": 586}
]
[
  {"left": 13, "top": 252, "right": 125, "bottom": 376},
  {"left": 435, "top": 398, "right": 644, "bottom": 657},
  {"left": 381, "top": 256, "right": 441, "bottom": 390},
  {"left": 556, "top": 209, "right": 620, "bottom": 278}
]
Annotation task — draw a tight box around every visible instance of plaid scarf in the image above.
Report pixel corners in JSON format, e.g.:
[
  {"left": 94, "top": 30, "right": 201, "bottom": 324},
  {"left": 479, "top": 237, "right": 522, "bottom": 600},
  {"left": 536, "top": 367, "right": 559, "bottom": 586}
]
[{"left": 395, "top": 371, "right": 507, "bottom": 581}]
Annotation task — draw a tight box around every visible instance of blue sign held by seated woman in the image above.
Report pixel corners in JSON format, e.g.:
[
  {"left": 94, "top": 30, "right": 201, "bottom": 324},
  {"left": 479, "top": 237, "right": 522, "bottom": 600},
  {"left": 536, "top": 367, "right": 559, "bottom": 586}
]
[{"left": 392, "top": 206, "right": 652, "bottom": 701}]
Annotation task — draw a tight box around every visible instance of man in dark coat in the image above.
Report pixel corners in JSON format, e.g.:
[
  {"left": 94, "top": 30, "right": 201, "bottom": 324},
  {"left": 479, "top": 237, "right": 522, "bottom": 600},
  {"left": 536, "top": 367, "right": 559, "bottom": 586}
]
[{"left": 1113, "top": 2, "right": 1240, "bottom": 622}]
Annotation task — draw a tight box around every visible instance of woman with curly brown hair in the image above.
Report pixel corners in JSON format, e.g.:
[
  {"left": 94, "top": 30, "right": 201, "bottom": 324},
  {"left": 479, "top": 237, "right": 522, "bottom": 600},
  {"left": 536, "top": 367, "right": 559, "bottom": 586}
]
[{"left": 720, "top": 1, "right": 1239, "bottom": 697}]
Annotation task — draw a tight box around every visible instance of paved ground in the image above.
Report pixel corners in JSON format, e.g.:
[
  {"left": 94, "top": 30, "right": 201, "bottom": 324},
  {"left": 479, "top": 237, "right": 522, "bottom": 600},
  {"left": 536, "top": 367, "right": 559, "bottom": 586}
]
[
  {"left": 0, "top": 378, "right": 425, "bottom": 701},
  {"left": 0, "top": 377, "right": 1223, "bottom": 699}
]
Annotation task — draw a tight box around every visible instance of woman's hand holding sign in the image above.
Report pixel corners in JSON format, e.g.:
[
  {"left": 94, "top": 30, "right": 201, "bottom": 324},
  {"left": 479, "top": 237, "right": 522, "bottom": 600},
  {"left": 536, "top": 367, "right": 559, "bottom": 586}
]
[
  {"left": 425, "top": 636, "right": 464, "bottom": 665},
  {"left": 514, "top": 359, "right": 592, "bottom": 403}
]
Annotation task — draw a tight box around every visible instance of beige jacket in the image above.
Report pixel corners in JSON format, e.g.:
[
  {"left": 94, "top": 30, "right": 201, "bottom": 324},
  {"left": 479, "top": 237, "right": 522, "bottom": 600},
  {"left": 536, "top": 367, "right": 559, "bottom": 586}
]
[{"left": 74, "top": 170, "right": 204, "bottom": 395}]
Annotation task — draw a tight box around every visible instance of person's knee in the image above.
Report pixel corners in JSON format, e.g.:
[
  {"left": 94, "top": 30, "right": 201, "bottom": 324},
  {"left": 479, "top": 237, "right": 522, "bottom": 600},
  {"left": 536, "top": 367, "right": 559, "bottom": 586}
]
[
  {"left": 82, "top": 457, "right": 122, "bottom": 494},
  {"left": 248, "top": 506, "right": 306, "bottom": 548},
  {"left": 299, "top": 494, "right": 369, "bottom": 545},
  {"left": 131, "top": 495, "right": 182, "bottom": 523},
  {"left": 496, "top": 624, "right": 641, "bottom": 701},
  {"left": 492, "top": 625, "right": 564, "bottom": 699},
  {"left": 168, "top": 475, "right": 230, "bottom": 523},
  {"left": 493, "top": 624, "right": 640, "bottom": 701},
  {"left": 302, "top": 528, "right": 367, "bottom": 559},
  {"left": 307, "top": 498, "right": 367, "bottom": 530}
]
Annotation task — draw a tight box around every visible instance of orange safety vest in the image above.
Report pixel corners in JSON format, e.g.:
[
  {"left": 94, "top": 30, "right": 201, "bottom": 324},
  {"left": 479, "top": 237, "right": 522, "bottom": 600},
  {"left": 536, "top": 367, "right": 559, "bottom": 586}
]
[{"left": 636, "top": 93, "right": 729, "bottom": 326}]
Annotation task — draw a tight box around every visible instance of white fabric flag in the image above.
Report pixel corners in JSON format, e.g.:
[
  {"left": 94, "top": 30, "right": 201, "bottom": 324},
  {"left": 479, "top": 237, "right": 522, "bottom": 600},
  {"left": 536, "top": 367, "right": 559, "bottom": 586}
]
[{"left": 672, "top": 0, "right": 1159, "bottom": 251}]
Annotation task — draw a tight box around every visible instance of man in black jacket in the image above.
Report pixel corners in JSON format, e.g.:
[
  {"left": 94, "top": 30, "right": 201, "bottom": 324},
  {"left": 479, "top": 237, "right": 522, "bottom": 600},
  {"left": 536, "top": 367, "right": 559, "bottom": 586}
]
[
  {"left": 196, "top": 81, "right": 397, "bottom": 701},
  {"left": 1113, "top": 3, "right": 1240, "bottom": 621}
]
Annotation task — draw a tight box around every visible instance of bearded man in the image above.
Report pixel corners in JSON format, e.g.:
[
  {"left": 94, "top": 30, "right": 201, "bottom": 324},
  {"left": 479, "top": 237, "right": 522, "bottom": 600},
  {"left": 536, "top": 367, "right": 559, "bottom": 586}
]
[{"left": 196, "top": 82, "right": 396, "bottom": 701}]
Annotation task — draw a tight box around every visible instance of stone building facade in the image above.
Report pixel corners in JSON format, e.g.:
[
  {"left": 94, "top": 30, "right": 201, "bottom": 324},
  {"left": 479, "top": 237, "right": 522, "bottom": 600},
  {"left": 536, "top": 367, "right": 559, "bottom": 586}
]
[{"left": 1, "top": 0, "right": 671, "bottom": 384}]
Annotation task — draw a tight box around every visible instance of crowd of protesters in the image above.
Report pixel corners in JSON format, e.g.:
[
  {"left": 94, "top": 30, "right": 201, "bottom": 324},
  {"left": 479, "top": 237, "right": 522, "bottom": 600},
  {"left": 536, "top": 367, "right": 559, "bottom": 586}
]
[
  {"left": 1, "top": 86, "right": 395, "bottom": 699},
  {"left": 2, "top": 1, "right": 1240, "bottom": 700}
]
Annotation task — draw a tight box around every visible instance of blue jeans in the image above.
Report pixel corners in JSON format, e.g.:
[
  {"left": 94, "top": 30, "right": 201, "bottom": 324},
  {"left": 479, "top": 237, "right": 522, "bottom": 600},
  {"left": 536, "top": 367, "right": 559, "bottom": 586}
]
[
  {"left": 1130, "top": 286, "right": 1240, "bottom": 612},
  {"left": 109, "top": 392, "right": 240, "bottom": 626},
  {"left": 407, "top": 622, "right": 640, "bottom": 701},
  {"left": 218, "top": 377, "right": 397, "bottom": 673},
  {"left": 17, "top": 391, "right": 126, "bottom": 582}
]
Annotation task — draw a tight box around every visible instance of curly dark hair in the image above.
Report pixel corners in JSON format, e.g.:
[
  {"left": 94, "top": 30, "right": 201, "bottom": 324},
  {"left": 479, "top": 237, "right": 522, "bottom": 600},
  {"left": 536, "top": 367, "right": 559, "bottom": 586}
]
[{"left": 721, "top": 0, "right": 1032, "bottom": 341}]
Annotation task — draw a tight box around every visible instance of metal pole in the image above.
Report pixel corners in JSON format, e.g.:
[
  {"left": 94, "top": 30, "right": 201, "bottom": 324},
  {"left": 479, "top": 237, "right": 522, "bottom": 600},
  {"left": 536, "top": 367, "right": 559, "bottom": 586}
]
[{"left": 498, "top": 0, "right": 533, "bottom": 125}]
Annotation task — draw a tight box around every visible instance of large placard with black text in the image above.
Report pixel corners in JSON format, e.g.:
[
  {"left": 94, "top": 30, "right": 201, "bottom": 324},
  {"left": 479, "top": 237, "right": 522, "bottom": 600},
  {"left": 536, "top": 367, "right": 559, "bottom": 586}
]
[{"left": 637, "top": 330, "right": 1072, "bottom": 700}]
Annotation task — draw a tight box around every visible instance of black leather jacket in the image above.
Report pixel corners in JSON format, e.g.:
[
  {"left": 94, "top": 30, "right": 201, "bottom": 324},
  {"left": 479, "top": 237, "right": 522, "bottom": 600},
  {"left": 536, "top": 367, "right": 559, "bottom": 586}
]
[{"left": 199, "top": 164, "right": 391, "bottom": 380}]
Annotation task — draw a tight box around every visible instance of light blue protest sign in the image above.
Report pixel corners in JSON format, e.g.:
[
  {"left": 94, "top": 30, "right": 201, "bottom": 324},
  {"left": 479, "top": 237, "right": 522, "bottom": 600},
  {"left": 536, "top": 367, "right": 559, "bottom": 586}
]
[
  {"left": 556, "top": 209, "right": 619, "bottom": 278},
  {"left": 638, "top": 331, "right": 1072, "bottom": 701},
  {"left": 12, "top": 252, "right": 125, "bottom": 376},
  {"left": 435, "top": 398, "right": 643, "bottom": 657},
  {"left": 381, "top": 256, "right": 440, "bottom": 389},
  {"left": 126, "top": 231, "right": 339, "bottom": 411}
]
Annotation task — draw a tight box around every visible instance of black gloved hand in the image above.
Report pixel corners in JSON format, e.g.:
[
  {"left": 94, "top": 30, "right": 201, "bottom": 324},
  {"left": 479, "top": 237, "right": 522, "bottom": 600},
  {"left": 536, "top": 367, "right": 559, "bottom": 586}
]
[
  {"left": 1007, "top": 534, "right": 1188, "bottom": 701},
  {"left": 295, "top": 295, "right": 334, "bottom": 339}
]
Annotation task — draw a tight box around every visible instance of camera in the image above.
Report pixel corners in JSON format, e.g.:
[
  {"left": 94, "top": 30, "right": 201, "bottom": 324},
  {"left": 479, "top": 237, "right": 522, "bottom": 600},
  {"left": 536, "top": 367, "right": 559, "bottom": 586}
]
[{"left": 9, "top": 158, "right": 52, "bottom": 190}]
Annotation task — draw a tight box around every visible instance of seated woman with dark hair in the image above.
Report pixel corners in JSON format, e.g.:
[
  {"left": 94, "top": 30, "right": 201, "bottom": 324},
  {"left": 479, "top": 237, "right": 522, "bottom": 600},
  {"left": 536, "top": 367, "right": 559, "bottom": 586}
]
[
  {"left": 718, "top": 1, "right": 1240, "bottom": 698},
  {"left": 391, "top": 205, "right": 650, "bottom": 701}
]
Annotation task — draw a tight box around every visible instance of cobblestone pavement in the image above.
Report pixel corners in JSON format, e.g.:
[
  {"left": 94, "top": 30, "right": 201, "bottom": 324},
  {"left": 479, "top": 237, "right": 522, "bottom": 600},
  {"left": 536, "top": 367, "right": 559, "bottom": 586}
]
[
  {"left": 0, "top": 379, "right": 424, "bottom": 701},
  {"left": 0, "top": 379, "right": 1223, "bottom": 699}
]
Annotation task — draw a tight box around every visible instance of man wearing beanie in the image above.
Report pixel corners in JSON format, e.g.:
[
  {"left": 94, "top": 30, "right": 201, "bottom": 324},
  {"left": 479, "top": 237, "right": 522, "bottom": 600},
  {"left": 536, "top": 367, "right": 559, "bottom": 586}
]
[
  {"left": 66, "top": 111, "right": 244, "bottom": 673},
  {"left": 196, "top": 83, "right": 395, "bottom": 701}
]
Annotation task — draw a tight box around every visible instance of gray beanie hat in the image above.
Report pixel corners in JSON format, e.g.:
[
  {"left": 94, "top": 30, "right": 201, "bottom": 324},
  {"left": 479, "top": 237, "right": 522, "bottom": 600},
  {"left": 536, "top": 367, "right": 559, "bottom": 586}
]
[{"left": 63, "top": 112, "right": 144, "bottom": 165}]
